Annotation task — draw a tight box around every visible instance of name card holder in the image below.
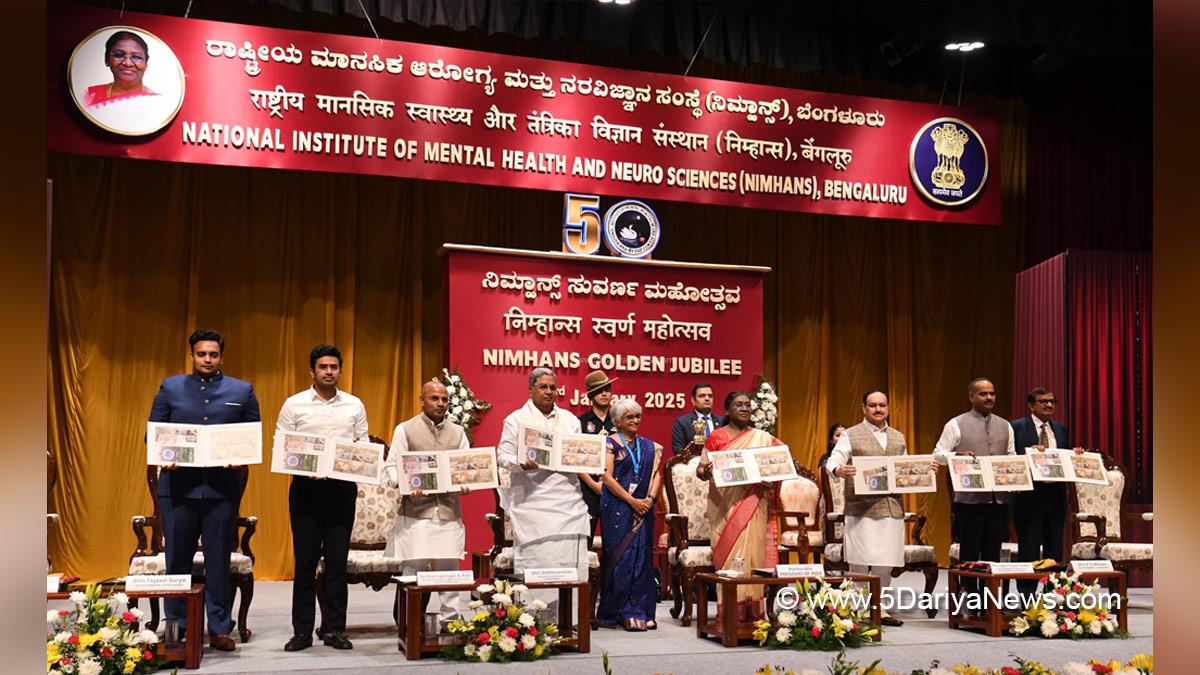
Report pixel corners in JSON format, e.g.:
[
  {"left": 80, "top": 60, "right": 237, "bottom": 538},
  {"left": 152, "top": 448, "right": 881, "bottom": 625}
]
[
  {"left": 417, "top": 570, "right": 474, "bottom": 586},
  {"left": 1068, "top": 560, "right": 1115, "bottom": 573},
  {"left": 125, "top": 574, "right": 192, "bottom": 592},
  {"left": 523, "top": 568, "right": 579, "bottom": 583},
  {"left": 777, "top": 563, "right": 825, "bottom": 578},
  {"left": 47, "top": 575, "right": 63, "bottom": 593},
  {"left": 985, "top": 562, "right": 1035, "bottom": 574}
]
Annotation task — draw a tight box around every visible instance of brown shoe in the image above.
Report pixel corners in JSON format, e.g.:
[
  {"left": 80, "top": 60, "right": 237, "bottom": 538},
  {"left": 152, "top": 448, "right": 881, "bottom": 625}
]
[
  {"left": 880, "top": 616, "right": 904, "bottom": 627},
  {"left": 209, "top": 634, "right": 237, "bottom": 651}
]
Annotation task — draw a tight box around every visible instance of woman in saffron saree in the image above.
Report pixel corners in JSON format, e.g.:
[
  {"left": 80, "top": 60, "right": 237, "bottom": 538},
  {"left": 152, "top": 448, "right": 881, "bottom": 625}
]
[
  {"left": 697, "top": 391, "right": 784, "bottom": 621},
  {"left": 598, "top": 398, "right": 663, "bottom": 630}
]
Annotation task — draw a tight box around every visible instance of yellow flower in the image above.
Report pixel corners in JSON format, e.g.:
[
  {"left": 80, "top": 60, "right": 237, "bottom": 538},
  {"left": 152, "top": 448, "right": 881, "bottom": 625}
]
[
  {"left": 534, "top": 645, "right": 544, "bottom": 657},
  {"left": 862, "top": 668, "right": 887, "bottom": 675},
  {"left": 472, "top": 611, "right": 490, "bottom": 623},
  {"left": 951, "top": 666, "right": 982, "bottom": 675},
  {"left": 488, "top": 626, "right": 499, "bottom": 637},
  {"left": 46, "top": 642, "right": 60, "bottom": 672},
  {"left": 1127, "top": 653, "right": 1153, "bottom": 672},
  {"left": 78, "top": 632, "right": 102, "bottom": 649},
  {"left": 1108, "top": 661, "right": 1123, "bottom": 671},
  {"left": 1077, "top": 610, "right": 1097, "bottom": 624}
]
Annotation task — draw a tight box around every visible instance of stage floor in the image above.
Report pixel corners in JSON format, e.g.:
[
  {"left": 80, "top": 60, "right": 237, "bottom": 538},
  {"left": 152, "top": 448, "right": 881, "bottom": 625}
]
[{"left": 50, "top": 570, "right": 1152, "bottom": 674}]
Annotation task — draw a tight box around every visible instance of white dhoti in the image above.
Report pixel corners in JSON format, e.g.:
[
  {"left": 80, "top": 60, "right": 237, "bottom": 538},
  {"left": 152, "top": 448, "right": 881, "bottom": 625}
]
[
  {"left": 513, "top": 533, "right": 589, "bottom": 613},
  {"left": 844, "top": 514, "right": 904, "bottom": 568},
  {"left": 388, "top": 515, "right": 467, "bottom": 625}
]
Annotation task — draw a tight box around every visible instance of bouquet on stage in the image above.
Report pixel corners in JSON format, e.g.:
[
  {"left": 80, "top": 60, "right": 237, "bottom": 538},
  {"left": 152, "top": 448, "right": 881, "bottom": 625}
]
[
  {"left": 47, "top": 584, "right": 162, "bottom": 674},
  {"left": 438, "top": 366, "right": 492, "bottom": 442},
  {"left": 750, "top": 374, "right": 778, "bottom": 434},
  {"left": 443, "top": 579, "right": 562, "bottom": 663},
  {"left": 752, "top": 577, "right": 878, "bottom": 651},
  {"left": 1009, "top": 572, "right": 1125, "bottom": 639}
]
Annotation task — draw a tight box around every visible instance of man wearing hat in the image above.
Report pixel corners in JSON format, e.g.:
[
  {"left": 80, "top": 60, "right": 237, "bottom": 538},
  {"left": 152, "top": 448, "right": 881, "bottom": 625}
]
[{"left": 577, "top": 370, "right": 617, "bottom": 538}]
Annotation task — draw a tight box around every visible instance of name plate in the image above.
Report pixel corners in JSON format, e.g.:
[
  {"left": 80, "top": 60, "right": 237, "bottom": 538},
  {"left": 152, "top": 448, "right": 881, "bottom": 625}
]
[
  {"left": 125, "top": 574, "right": 192, "bottom": 592},
  {"left": 523, "top": 568, "right": 579, "bottom": 583},
  {"left": 47, "top": 575, "right": 62, "bottom": 593},
  {"left": 417, "top": 570, "right": 474, "bottom": 586},
  {"left": 777, "top": 564, "right": 825, "bottom": 578},
  {"left": 1069, "top": 560, "right": 1115, "bottom": 573},
  {"left": 985, "top": 562, "right": 1035, "bottom": 574}
]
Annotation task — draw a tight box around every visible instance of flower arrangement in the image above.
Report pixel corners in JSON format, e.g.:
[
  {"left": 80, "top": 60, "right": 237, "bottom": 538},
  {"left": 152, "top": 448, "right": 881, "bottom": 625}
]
[
  {"left": 749, "top": 374, "right": 778, "bottom": 434},
  {"left": 442, "top": 579, "right": 562, "bottom": 663},
  {"left": 752, "top": 578, "right": 878, "bottom": 651},
  {"left": 1008, "top": 572, "right": 1124, "bottom": 639},
  {"left": 752, "top": 651, "right": 1153, "bottom": 675},
  {"left": 46, "top": 585, "right": 162, "bottom": 674},
  {"left": 436, "top": 366, "right": 492, "bottom": 442}
]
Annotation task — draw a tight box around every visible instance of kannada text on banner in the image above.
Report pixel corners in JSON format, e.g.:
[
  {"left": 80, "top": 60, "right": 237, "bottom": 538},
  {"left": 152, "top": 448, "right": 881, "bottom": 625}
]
[{"left": 48, "top": 3, "right": 999, "bottom": 224}]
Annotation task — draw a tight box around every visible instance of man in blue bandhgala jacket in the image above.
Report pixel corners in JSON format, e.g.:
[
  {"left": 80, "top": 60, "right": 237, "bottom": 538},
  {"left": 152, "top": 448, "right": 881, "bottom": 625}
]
[{"left": 148, "top": 329, "right": 260, "bottom": 652}]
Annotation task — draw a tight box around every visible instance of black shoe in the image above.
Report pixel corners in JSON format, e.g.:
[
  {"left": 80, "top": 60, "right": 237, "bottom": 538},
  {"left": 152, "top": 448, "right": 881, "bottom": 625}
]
[
  {"left": 284, "top": 635, "right": 312, "bottom": 652},
  {"left": 880, "top": 616, "right": 904, "bottom": 627},
  {"left": 321, "top": 632, "right": 353, "bottom": 650}
]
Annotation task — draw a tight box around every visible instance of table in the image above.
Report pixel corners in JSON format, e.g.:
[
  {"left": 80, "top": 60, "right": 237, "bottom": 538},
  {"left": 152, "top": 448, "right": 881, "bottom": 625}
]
[
  {"left": 947, "top": 569, "right": 1128, "bottom": 637},
  {"left": 48, "top": 583, "right": 205, "bottom": 670},
  {"left": 395, "top": 578, "right": 590, "bottom": 660},
  {"left": 694, "top": 573, "right": 882, "bottom": 647}
]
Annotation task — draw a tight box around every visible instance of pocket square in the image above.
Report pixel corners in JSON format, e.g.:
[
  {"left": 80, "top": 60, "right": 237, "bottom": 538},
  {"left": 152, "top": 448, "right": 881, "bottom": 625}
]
[{"left": 224, "top": 402, "right": 243, "bottom": 407}]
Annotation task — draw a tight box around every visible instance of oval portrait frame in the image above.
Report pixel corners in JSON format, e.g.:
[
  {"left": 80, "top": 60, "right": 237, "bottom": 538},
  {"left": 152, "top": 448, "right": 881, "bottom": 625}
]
[{"left": 67, "top": 24, "right": 186, "bottom": 137}]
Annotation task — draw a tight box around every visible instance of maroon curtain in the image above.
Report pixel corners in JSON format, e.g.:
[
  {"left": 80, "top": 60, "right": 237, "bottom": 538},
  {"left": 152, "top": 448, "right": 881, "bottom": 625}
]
[
  {"left": 1012, "top": 253, "right": 1068, "bottom": 420},
  {"left": 1068, "top": 250, "right": 1152, "bottom": 501}
]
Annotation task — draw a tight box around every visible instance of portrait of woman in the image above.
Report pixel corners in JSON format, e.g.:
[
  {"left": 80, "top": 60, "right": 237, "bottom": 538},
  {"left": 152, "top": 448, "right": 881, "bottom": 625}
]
[{"left": 69, "top": 26, "right": 184, "bottom": 136}]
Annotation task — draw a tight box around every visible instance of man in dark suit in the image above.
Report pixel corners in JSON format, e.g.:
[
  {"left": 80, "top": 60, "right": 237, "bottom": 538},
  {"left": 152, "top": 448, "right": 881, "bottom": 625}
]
[
  {"left": 148, "top": 329, "right": 260, "bottom": 652},
  {"left": 1010, "top": 387, "right": 1082, "bottom": 593},
  {"left": 670, "top": 383, "right": 723, "bottom": 459}
]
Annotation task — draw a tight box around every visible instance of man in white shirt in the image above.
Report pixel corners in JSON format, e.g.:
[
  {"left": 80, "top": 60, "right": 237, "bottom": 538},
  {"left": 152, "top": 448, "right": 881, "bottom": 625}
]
[
  {"left": 277, "top": 345, "right": 368, "bottom": 652},
  {"left": 497, "top": 368, "right": 589, "bottom": 608},
  {"left": 384, "top": 380, "right": 471, "bottom": 625}
]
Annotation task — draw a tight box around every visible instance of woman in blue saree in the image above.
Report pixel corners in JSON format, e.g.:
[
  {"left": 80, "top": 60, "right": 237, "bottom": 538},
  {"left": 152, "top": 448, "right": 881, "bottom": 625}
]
[{"left": 598, "top": 398, "right": 663, "bottom": 631}]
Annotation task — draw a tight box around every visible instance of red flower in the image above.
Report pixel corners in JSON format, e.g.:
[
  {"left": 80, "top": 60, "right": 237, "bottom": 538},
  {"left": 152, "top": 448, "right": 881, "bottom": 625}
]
[
  {"left": 67, "top": 634, "right": 79, "bottom": 644},
  {"left": 1060, "top": 623, "right": 1070, "bottom": 632},
  {"left": 1066, "top": 611, "right": 1077, "bottom": 621},
  {"left": 516, "top": 642, "right": 526, "bottom": 651},
  {"left": 1055, "top": 588, "right": 1067, "bottom": 595},
  {"left": 826, "top": 605, "right": 835, "bottom": 613},
  {"left": 100, "top": 647, "right": 114, "bottom": 658},
  {"left": 122, "top": 611, "right": 137, "bottom": 623},
  {"left": 1092, "top": 664, "right": 1113, "bottom": 674},
  {"left": 59, "top": 657, "right": 72, "bottom": 666},
  {"left": 1001, "top": 668, "right": 1020, "bottom": 675},
  {"left": 811, "top": 627, "right": 821, "bottom": 637},
  {"left": 143, "top": 650, "right": 154, "bottom": 660},
  {"left": 852, "top": 623, "right": 858, "bottom": 631},
  {"left": 495, "top": 608, "right": 507, "bottom": 618},
  {"left": 1038, "top": 576, "right": 1048, "bottom": 584},
  {"left": 476, "top": 632, "right": 490, "bottom": 644},
  {"left": 57, "top": 610, "right": 70, "bottom": 617},
  {"left": 505, "top": 627, "right": 519, "bottom": 639},
  {"left": 528, "top": 627, "right": 537, "bottom": 637},
  {"left": 1073, "top": 584, "right": 1083, "bottom": 592}
]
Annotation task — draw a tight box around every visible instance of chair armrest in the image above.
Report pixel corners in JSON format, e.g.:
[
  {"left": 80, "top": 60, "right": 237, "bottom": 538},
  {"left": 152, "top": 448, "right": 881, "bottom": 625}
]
[
  {"left": 130, "top": 515, "right": 156, "bottom": 559},
  {"left": 824, "top": 512, "right": 845, "bottom": 523},
  {"left": 1075, "top": 513, "right": 1109, "bottom": 541},
  {"left": 1141, "top": 512, "right": 1153, "bottom": 521},
  {"left": 904, "top": 512, "right": 928, "bottom": 545},
  {"left": 237, "top": 516, "right": 258, "bottom": 563},
  {"left": 665, "top": 514, "right": 690, "bottom": 551}
]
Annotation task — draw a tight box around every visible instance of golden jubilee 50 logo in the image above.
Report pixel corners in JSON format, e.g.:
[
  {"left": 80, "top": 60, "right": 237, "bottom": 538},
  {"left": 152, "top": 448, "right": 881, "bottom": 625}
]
[{"left": 908, "top": 117, "right": 988, "bottom": 207}]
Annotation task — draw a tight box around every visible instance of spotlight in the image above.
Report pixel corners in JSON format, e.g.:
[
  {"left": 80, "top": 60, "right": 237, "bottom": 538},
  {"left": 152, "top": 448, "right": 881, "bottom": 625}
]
[{"left": 945, "top": 41, "right": 986, "bottom": 52}]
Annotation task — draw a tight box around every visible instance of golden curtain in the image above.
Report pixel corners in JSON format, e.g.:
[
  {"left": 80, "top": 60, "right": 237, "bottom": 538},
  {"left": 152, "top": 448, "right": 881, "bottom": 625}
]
[{"left": 48, "top": 95, "right": 1026, "bottom": 581}]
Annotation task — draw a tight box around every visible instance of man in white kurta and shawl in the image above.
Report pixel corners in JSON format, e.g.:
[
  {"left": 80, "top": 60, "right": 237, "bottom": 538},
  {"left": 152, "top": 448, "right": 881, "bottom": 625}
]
[
  {"left": 497, "top": 368, "right": 589, "bottom": 609},
  {"left": 826, "top": 389, "right": 937, "bottom": 627},
  {"left": 385, "top": 380, "right": 471, "bottom": 625}
]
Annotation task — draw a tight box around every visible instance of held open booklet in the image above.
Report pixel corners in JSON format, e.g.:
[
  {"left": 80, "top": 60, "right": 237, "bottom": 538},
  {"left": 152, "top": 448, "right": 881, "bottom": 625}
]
[
  {"left": 948, "top": 453, "right": 1034, "bottom": 492},
  {"left": 1027, "top": 449, "right": 1110, "bottom": 486},
  {"left": 146, "top": 421, "right": 262, "bottom": 466},
  {"left": 270, "top": 431, "right": 385, "bottom": 485},
  {"left": 518, "top": 424, "right": 606, "bottom": 474},
  {"left": 396, "top": 446, "right": 500, "bottom": 495},
  {"left": 849, "top": 454, "right": 938, "bottom": 495},
  {"left": 708, "top": 445, "right": 798, "bottom": 487}
]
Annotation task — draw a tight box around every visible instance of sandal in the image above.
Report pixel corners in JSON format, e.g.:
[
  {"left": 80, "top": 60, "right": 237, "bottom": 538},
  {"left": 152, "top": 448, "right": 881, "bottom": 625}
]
[
  {"left": 645, "top": 620, "right": 657, "bottom": 630},
  {"left": 623, "top": 618, "right": 647, "bottom": 632}
]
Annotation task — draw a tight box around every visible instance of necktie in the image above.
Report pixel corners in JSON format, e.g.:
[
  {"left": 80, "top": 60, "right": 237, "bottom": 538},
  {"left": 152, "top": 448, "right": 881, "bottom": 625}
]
[
  {"left": 702, "top": 415, "right": 712, "bottom": 437},
  {"left": 1039, "top": 422, "right": 1050, "bottom": 447}
]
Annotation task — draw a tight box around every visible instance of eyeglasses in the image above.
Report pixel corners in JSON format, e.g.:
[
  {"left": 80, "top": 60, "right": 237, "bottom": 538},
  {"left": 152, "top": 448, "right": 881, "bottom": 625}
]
[
  {"left": 532, "top": 384, "right": 557, "bottom": 392},
  {"left": 108, "top": 50, "right": 147, "bottom": 65},
  {"left": 1034, "top": 399, "right": 1057, "bottom": 404}
]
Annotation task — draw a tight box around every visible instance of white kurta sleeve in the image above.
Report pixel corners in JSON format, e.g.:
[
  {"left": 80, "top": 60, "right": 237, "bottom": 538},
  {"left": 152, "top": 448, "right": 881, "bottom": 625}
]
[
  {"left": 825, "top": 433, "right": 853, "bottom": 474},
  {"left": 932, "top": 418, "right": 961, "bottom": 465},
  {"left": 353, "top": 403, "right": 369, "bottom": 442},
  {"left": 497, "top": 410, "right": 521, "bottom": 470},
  {"left": 1006, "top": 421, "right": 1016, "bottom": 455},
  {"left": 384, "top": 423, "right": 409, "bottom": 488}
]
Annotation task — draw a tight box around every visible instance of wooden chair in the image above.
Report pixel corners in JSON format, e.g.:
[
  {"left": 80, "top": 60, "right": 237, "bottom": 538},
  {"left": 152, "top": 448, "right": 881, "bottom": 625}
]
[
  {"left": 777, "top": 462, "right": 823, "bottom": 564},
  {"left": 129, "top": 466, "right": 257, "bottom": 642},
  {"left": 820, "top": 462, "right": 939, "bottom": 617},
  {"left": 663, "top": 444, "right": 712, "bottom": 626},
  {"left": 1068, "top": 454, "right": 1152, "bottom": 575},
  {"left": 314, "top": 435, "right": 406, "bottom": 633}
]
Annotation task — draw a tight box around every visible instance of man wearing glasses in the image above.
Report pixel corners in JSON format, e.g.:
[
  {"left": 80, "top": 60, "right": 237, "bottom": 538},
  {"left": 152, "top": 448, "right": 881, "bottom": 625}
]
[{"left": 1010, "top": 387, "right": 1084, "bottom": 593}]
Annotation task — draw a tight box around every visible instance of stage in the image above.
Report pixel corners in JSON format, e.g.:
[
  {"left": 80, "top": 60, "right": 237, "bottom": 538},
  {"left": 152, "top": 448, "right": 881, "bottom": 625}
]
[{"left": 49, "top": 571, "right": 1150, "bottom": 674}]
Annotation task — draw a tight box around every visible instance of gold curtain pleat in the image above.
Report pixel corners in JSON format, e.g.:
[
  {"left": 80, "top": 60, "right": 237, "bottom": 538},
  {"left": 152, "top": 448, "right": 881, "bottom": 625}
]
[{"left": 48, "top": 94, "right": 1027, "bottom": 581}]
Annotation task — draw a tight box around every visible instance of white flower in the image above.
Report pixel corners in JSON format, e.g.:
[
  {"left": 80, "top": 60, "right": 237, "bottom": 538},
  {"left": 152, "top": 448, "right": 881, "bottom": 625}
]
[
  {"left": 450, "top": 395, "right": 461, "bottom": 405},
  {"left": 512, "top": 584, "right": 528, "bottom": 594},
  {"left": 112, "top": 592, "right": 129, "bottom": 606},
  {"left": 54, "top": 631, "right": 71, "bottom": 643},
  {"left": 47, "top": 610, "right": 60, "bottom": 623},
  {"left": 530, "top": 599, "right": 548, "bottom": 611},
  {"left": 464, "top": 400, "right": 474, "bottom": 411},
  {"left": 518, "top": 613, "right": 536, "bottom": 627},
  {"left": 1040, "top": 619, "right": 1058, "bottom": 637},
  {"left": 497, "top": 636, "right": 517, "bottom": 653},
  {"left": 1071, "top": 623, "right": 1084, "bottom": 635},
  {"left": 760, "top": 382, "right": 771, "bottom": 391},
  {"left": 1088, "top": 620, "right": 1102, "bottom": 635},
  {"left": 1010, "top": 616, "right": 1029, "bottom": 635},
  {"left": 97, "top": 627, "right": 118, "bottom": 642},
  {"left": 468, "top": 600, "right": 483, "bottom": 609},
  {"left": 521, "top": 634, "right": 537, "bottom": 650},
  {"left": 767, "top": 393, "right": 778, "bottom": 403},
  {"left": 776, "top": 610, "right": 796, "bottom": 627},
  {"left": 78, "top": 660, "right": 102, "bottom": 675},
  {"left": 451, "top": 405, "right": 463, "bottom": 416},
  {"left": 477, "top": 644, "right": 492, "bottom": 661},
  {"left": 774, "top": 627, "right": 792, "bottom": 642},
  {"left": 137, "top": 629, "right": 158, "bottom": 644},
  {"left": 463, "top": 644, "right": 477, "bottom": 657},
  {"left": 540, "top": 632, "right": 553, "bottom": 644},
  {"left": 128, "top": 607, "right": 144, "bottom": 620},
  {"left": 69, "top": 591, "right": 86, "bottom": 605},
  {"left": 450, "top": 375, "right": 461, "bottom": 383},
  {"left": 476, "top": 584, "right": 494, "bottom": 593},
  {"left": 1062, "top": 618, "right": 1075, "bottom": 630},
  {"left": 492, "top": 593, "right": 512, "bottom": 606},
  {"left": 1062, "top": 664, "right": 1095, "bottom": 675}
]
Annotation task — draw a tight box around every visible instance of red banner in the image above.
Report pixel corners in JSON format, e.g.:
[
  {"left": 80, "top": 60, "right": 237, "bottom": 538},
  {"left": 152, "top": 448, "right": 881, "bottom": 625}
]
[
  {"left": 444, "top": 245, "right": 766, "bottom": 556},
  {"left": 49, "top": 3, "right": 1000, "bottom": 224}
]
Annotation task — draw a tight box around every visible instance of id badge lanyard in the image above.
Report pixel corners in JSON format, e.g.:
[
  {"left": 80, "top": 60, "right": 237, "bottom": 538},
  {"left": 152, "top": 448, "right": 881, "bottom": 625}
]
[{"left": 616, "top": 434, "right": 642, "bottom": 495}]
